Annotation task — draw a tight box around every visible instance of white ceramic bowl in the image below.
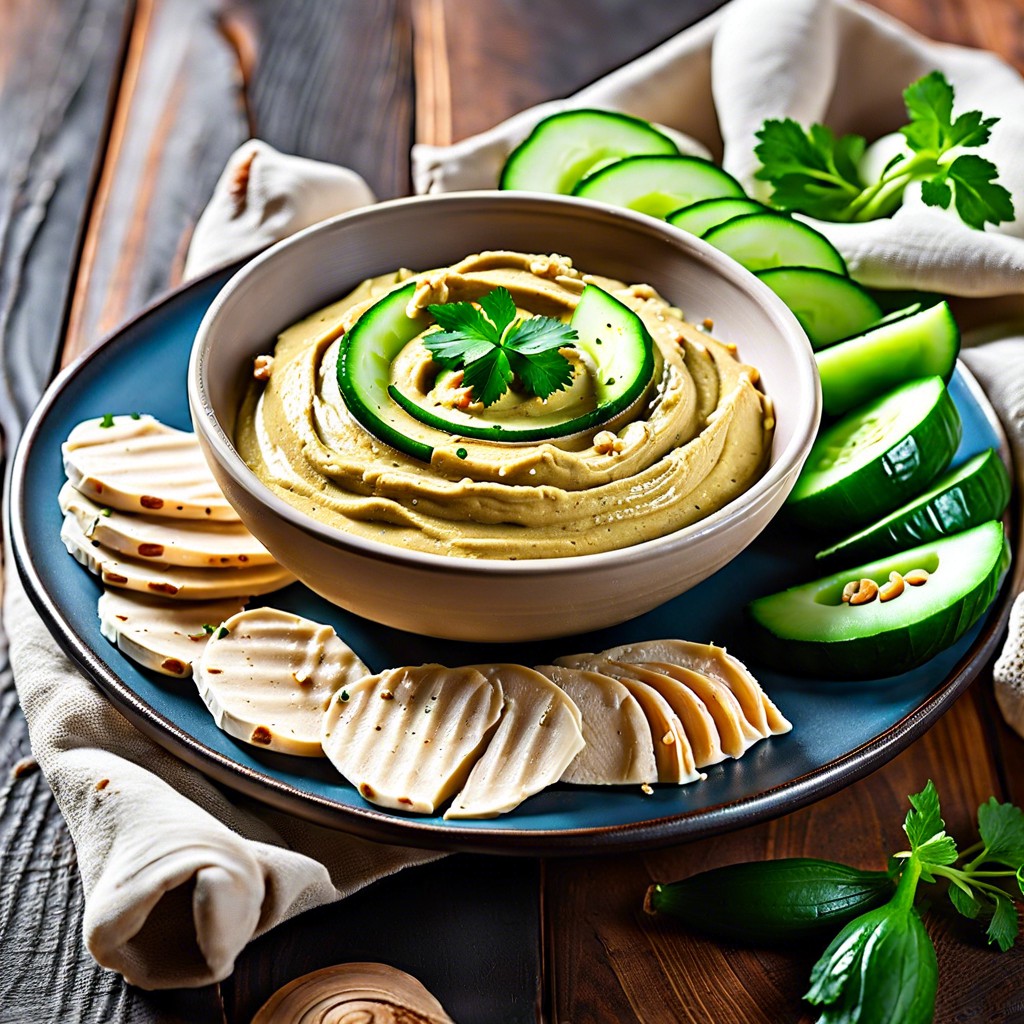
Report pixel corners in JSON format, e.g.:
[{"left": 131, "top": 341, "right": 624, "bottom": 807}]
[{"left": 189, "top": 192, "right": 820, "bottom": 641}]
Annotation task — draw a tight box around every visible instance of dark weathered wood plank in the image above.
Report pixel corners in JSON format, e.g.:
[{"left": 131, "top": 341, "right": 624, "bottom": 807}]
[
  {"left": 65, "top": 0, "right": 414, "bottom": 361},
  {"left": 0, "top": 0, "right": 128, "bottom": 434},
  {"left": 436, "top": 0, "right": 727, "bottom": 143},
  {"left": 0, "top": 3, "right": 225, "bottom": 1021}
]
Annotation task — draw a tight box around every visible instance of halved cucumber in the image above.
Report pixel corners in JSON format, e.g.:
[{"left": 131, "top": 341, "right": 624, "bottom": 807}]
[
  {"left": 747, "top": 521, "right": 1009, "bottom": 679},
  {"left": 666, "top": 198, "right": 765, "bottom": 238},
  {"left": 787, "top": 377, "right": 962, "bottom": 531},
  {"left": 815, "top": 448, "right": 1011, "bottom": 565},
  {"left": 702, "top": 213, "right": 847, "bottom": 275},
  {"left": 816, "top": 301, "right": 960, "bottom": 418},
  {"left": 389, "top": 284, "right": 655, "bottom": 443},
  {"left": 755, "top": 268, "right": 882, "bottom": 350},
  {"left": 571, "top": 155, "right": 745, "bottom": 218},
  {"left": 500, "top": 108, "right": 679, "bottom": 194}
]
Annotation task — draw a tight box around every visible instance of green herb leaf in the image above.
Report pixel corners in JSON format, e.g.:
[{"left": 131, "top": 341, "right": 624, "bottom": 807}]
[
  {"left": 945, "top": 154, "right": 1016, "bottom": 230},
  {"left": 423, "top": 287, "right": 576, "bottom": 406},
  {"left": 504, "top": 316, "right": 577, "bottom": 400},
  {"left": 755, "top": 69, "right": 1012, "bottom": 229},
  {"left": 986, "top": 891, "right": 1019, "bottom": 952},
  {"left": 976, "top": 797, "right": 1024, "bottom": 869},
  {"left": 462, "top": 347, "right": 514, "bottom": 408},
  {"left": 806, "top": 903, "right": 938, "bottom": 1024},
  {"left": 99, "top": 413, "right": 115, "bottom": 429},
  {"left": 919, "top": 176, "right": 952, "bottom": 209},
  {"left": 753, "top": 119, "right": 865, "bottom": 220},
  {"left": 904, "top": 781, "right": 959, "bottom": 870},
  {"left": 948, "top": 881, "right": 981, "bottom": 920},
  {"left": 476, "top": 286, "right": 518, "bottom": 335},
  {"left": 901, "top": 71, "right": 998, "bottom": 153}
]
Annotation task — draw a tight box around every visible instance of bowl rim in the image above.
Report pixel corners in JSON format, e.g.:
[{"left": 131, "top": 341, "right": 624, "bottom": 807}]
[{"left": 188, "top": 190, "right": 822, "bottom": 576}]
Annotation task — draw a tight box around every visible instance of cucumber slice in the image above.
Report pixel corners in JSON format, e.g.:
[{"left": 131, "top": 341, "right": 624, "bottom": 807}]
[
  {"left": 336, "top": 281, "right": 434, "bottom": 462},
  {"left": 500, "top": 109, "right": 679, "bottom": 194},
  {"left": 815, "top": 448, "right": 1011, "bottom": 565},
  {"left": 787, "top": 377, "right": 962, "bottom": 531},
  {"left": 389, "top": 284, "right": 655, "bottom": 443},
  {"left": 755, "top": 268, "right": 882, "bottom": 350},
  {"left": 571, "top": 155, "right": 745, "bottom": 218},
  {"left": 702, "top": 213, "right": 847, "bottom": 275},
  {"left": 666, "top": 198, "right": 765, "bottom": 238},
  {"left": 747, "top": 521, "right": 1009, "bottom": 679},
  {"left": 816, "top": 301, "right": 960, "bottom": 417}
]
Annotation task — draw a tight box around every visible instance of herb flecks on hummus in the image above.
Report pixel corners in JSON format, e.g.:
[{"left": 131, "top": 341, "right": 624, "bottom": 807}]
[{"left": 236, "top": 251, "right": 773, "bottom": 559}]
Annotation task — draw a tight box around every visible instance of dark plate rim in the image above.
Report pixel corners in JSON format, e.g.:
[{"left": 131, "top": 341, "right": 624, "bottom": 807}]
[{"left": 9, "top": 267, "right": 1018, "bottom": 857}]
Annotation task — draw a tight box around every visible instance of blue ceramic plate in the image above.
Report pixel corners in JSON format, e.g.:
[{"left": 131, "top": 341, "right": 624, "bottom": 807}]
[{"left": 10, "top": 269, "right": 1015, "bottom": 854}]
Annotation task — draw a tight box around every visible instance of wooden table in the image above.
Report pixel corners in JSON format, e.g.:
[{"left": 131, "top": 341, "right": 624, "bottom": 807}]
[{"left": 1, "top": 2, "right": 1022, "bottom": 1021}]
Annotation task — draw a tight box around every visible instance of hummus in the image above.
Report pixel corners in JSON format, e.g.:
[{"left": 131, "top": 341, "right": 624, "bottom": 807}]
[{"left": 236, "top": 251, "right": 773, "bottom": 559}]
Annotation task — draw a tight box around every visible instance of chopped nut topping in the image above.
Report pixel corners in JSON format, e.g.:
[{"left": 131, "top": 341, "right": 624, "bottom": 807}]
[
  {"left": 529, "top": 253, "right": 574, "bottom": 279},
  {"left": 380, "top": 689, "right": 395, "bottom": 701},
  {"left": 641, "top": 783, "right": 654, "bottom": 796},
  {"left": 626, "top": 283, "right": 657, "bottom": 300},
  {"left": 844, "top": 578, "right": 879, "bottom": 605},
  {"left": 661, "top": 731, "right": 676, "bottom": 746},
  {"left": 702, "top": 317, "right": 715, "bottom": 331},
  {"left": 879, "top": 571, "right": 905, "bottom": 603},
  {"left": 593, "top": 430, "right": 625, "bottom": 455},
  {"left": 253, "top": 354, "right": 274, "bottom": 381},
  {"left": 251, "top": 725, "right": 273, "bottom": 745}
]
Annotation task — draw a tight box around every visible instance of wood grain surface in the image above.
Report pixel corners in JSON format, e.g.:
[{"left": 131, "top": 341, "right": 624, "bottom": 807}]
[{"left": 0, "top": 1, "right": 1022, "bottom": 1022}]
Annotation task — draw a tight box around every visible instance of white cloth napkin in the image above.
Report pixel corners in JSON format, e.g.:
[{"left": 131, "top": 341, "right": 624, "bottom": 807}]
[
  {"left": 12, "top": 0, "right": 1024, "bottom": 996},
  {"left": 5, "top": 569, "right": 440, "bottom": 990},
  {"left": 412, "top": 0, "right": 1024, "bottom": 297}
]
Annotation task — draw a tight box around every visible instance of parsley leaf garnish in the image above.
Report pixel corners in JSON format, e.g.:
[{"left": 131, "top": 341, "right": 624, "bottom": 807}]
[
  {"left": 425, "top": 287, "right": 577, "bottom": 407},
  {"left": 903, "top": 779, "right": 958, "bottom": 877},
  {"left": 755, "top": 70, "right": 1014, "bottom": 229}
]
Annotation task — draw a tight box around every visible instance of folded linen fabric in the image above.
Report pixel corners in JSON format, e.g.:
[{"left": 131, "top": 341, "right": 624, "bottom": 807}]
[
  {"left": 412, "top": 0, "right": 1024, "bottom": 297},
  {"left": 4, "top": 569, "right": 441, "bottom": 989}
]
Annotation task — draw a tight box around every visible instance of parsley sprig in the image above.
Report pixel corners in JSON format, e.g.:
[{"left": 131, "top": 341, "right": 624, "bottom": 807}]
[
  {"left": 806, "top": 782, "right": 1024, "bottom": 1022},
  {"left": 755, "top": 71, "right": 1014, "bottom": 229},
  {"left": 425, "top": 287, "right": 577, "bottom": 407}
]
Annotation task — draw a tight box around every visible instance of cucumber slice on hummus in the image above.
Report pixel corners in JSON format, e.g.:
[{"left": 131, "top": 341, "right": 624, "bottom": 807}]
[
  {"left": 500, "top": 109, "right": 678, "bottom": 194},
  {"left": 747, "top": 521, "right": 1009, "bottom": 679},
  {"left": 786, "top": 377, "right": 961, "bottom": 532},
  {"left": 386, "top": 284, "right": 655, "bottom": 446}
]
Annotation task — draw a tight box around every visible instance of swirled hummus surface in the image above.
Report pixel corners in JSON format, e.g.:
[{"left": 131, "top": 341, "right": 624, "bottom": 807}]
[{"left": 236, "top": 251, "right": 774, "bottom": 559}]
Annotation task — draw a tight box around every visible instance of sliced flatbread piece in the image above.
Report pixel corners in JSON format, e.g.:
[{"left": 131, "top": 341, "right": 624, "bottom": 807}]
[
  {"left": 535, "top": 664, "right": 657, "bottom": 785},
  {"left": 196, "top": 607, "right": 368, "bottom": 757},
  {"left": 98, "top": 588, "right": 246, "bottom": 677},
  {"left": 60, "top": 481, "right": 276, "bottom": 568},
  {"left": 602, "top": 639, "right": 792, "bottom": 736},
  {"left": 63, "top": 414, "right": 238, "bottom": 520},
  {"left": 554, "top": 654, "right": 701, "bottom": 784},
  {"left": 598, "top": 661, "right": 729, "bottom": 767},
  {"left": 616, "top": 661, "right": 755, "bottom": 759},
  {"left": 322, "top": 665, "right": 503, "bottom": 813},
  {"left": 62, "top": 514, "right": 294, "bottom": 600},
  {"left": 444, "top": 665, "right": 584, "bottom": 819}
]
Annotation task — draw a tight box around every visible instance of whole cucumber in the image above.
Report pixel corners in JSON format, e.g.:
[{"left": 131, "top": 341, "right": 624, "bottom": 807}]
[{"left": 644, "top": 858, "right": 894, "bottom": 943}]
